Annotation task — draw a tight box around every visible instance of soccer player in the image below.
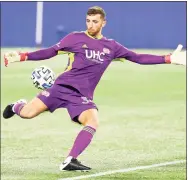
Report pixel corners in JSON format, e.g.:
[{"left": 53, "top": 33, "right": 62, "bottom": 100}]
[{"left": 3, "top": 6, "right": 186, "bottom": 171}]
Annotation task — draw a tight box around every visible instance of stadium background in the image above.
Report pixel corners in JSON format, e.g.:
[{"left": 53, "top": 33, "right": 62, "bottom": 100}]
[
  {"left": 1, "top": 1, "right": 186, "bottom": 48},
  {"left": 1, "top": 2, "right": 186, "bottom": 180}
]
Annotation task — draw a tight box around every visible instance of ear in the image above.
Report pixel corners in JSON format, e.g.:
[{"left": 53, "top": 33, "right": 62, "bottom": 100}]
[{"left": 102, "top": 19, "right": 106, "bottom": 27}]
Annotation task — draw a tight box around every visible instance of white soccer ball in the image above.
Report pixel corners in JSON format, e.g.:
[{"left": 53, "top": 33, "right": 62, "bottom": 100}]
[{"left": 31, "top": 65, "right": 55, "bottom": 90}]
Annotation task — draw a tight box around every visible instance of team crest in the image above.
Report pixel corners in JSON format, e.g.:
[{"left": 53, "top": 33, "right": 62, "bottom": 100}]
[{"left": 103, "top": 48, "right": 110, "bottom": 54}]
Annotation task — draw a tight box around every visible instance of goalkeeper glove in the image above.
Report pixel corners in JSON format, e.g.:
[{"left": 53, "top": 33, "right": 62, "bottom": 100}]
[
  {"left": 165, "top": 44, "right": 186, "bottom": 66},
  {"left": 4, "top": 51, "right": 28, "bottom": 67}
]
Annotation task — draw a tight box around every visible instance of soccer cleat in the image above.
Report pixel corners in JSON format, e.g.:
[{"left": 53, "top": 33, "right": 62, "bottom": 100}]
[
  {"left": 3, "top": 99, "right": 27, "bottom": 119},
  {"left": 59, "top": 156, "right": 91, "bottom": 172},
  {"left": 3, "top": 104, "right": 15, "bottom": 119}
]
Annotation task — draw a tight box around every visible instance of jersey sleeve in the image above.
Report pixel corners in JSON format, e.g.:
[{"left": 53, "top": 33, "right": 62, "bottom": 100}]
[
  {"left": 113, "top": 41, "right": 138, "bottom": 60},
  {"left": 52, "top": 33, "right": 75, "bottom": 51},
  {"left": 113, "top": 41, "right": 165, "bottom": 64}
]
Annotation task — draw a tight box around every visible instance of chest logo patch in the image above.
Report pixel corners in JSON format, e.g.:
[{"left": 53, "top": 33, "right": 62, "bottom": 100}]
[{"left": 85, "top": 49, "right": 105, "bottom": 63}]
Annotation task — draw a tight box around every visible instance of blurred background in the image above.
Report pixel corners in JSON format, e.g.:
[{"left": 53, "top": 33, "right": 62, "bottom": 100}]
[{"left": 1, "top": 1, "right": 187, "bottom": 49}]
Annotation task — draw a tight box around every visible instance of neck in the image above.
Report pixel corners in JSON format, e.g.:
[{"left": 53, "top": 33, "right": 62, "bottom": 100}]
[{"left": 85, "top": 30, "right": 103, "bottom": 39}]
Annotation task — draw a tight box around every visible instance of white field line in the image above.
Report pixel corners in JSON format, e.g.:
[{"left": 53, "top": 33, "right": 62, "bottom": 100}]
[{"left": 59, "top": 160, "right": 186, "bottom": 180}]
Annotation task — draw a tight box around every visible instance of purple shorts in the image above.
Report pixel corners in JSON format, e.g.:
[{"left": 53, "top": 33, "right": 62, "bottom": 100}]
[{"left": 37, "top": 84, "right": 97, "bottom": 123}]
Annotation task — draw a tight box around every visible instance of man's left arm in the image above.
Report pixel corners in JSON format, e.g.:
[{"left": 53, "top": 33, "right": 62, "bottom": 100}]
[{"left": 113, "top": 41, "right": 186, "bottom": 66}]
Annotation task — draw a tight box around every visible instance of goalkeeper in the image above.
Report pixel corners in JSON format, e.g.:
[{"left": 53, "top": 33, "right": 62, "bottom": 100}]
[{"left": 3, "top": 6, "right": 186, "bottom": 172}]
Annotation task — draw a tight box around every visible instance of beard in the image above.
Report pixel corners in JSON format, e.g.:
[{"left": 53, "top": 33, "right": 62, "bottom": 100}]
[{"left": 88, "top": 28, "right": 101, "bottom": 37}]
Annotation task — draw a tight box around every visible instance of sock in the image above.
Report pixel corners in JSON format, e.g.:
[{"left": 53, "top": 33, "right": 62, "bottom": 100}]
[
  {"left": 12, "top": 102, "right": 26, "bottom": 116},
  {"left": 68, "top": 126, "right": 96, "bottom": 159}
]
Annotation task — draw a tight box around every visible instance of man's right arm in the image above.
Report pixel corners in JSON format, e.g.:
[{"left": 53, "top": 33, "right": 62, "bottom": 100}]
[
  {"left": 26, "top": 47, "right": 57, "bottom": 61},
  {"left": 4, "top": 33, "right": 75, "bottom": 66}
]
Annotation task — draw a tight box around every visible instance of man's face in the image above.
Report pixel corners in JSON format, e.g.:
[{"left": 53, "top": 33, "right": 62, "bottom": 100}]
[{"left": 86, "top": 14, "right": 106, "bottom": 36}]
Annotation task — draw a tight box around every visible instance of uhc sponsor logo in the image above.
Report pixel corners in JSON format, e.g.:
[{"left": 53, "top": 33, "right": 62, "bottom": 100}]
[{"left": 85, "top": 50, "right": 105, "bottom": 63}]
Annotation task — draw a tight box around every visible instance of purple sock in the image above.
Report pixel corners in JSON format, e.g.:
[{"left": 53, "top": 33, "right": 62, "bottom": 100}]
[
  {"left": 69, "top": 126, "right": 96, "bottom": 158},
  {"left": 13, "top": 102, "right": 26, "bottom": 116}
]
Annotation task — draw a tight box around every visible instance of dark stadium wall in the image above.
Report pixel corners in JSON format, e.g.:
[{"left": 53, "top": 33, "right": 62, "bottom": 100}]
[{"left": 1, "top": 2, "right": 186, "bottom": 49}]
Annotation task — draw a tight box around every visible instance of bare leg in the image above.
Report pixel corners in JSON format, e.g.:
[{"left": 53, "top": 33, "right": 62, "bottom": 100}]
[
  {"left": 3, "top": 97, "right": 48, "bottom": 119},
  {"left": 19, "top": 97, "right": 48, "bottom": 118}
]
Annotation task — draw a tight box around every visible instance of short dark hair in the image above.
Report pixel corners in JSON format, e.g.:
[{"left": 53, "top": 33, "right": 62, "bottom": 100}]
[{"left": 87, "top": 6, "right": 106, "bottom": 19}]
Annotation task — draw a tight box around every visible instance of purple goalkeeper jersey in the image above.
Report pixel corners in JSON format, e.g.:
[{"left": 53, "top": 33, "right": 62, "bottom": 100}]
[{"left": 52, "top": 31, "right": 165, "bottom": 100}]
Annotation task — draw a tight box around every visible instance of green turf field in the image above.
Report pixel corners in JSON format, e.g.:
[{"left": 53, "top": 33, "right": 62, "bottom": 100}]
[{"left": 1, "top": 48, "right": 186, "bottom": 180}]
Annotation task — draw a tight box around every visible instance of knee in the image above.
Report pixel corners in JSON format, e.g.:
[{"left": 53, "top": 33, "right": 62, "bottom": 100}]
[
  {"left": 78, "top": 109, "right": 99, "bottom": 129},
  {"left": 85, "top": 117, "right": 99, "bottom": 130}
]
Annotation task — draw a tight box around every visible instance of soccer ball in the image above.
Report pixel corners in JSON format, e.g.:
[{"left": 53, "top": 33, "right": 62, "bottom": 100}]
[{"left": 31, "top": 65, "right": 55, "bottom": 90}]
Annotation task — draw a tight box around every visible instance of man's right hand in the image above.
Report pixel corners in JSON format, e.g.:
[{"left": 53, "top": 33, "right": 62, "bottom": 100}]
[{"left": 4, "top": 51, "right": 28, "bottom": 67}]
